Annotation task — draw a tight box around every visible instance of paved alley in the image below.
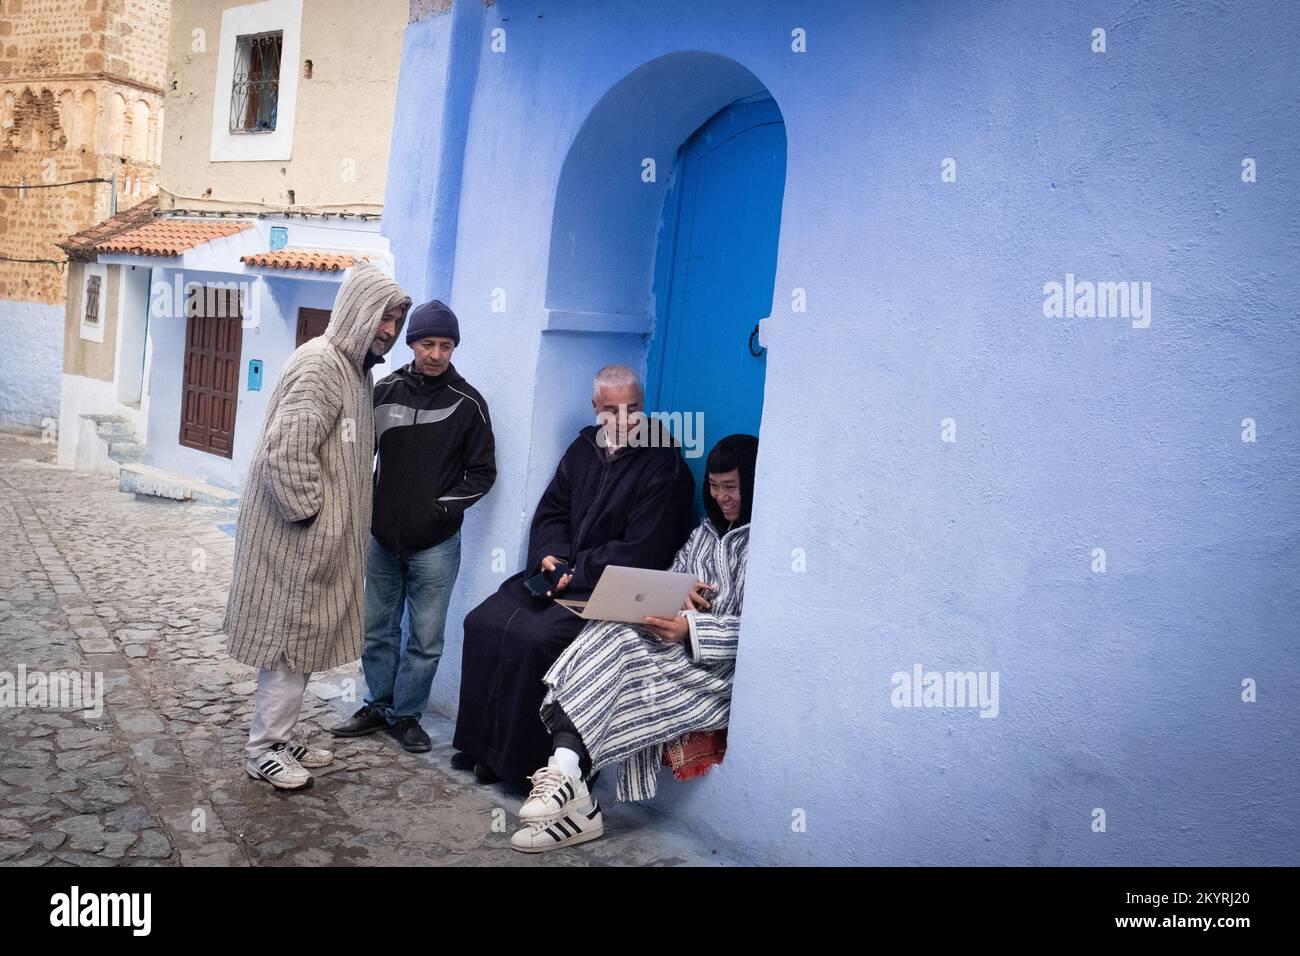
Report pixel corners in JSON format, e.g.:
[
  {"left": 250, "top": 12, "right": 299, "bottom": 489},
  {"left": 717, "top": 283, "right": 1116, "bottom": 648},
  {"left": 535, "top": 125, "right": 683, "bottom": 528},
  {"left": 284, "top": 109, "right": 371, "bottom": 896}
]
[{"left": 0, "top": 432, "right": 733, "bottom": 867}]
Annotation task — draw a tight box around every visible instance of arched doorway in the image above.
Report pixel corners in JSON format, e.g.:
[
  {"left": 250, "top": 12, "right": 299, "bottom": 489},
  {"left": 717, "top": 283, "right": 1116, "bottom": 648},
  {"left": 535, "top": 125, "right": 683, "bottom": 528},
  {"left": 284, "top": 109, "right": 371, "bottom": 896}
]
[
  {"left": 534, "top": 53, "right": 786, "bottom": 520},
  {"left": 646, "top": 93, "right": 786, "bottom": 496}
]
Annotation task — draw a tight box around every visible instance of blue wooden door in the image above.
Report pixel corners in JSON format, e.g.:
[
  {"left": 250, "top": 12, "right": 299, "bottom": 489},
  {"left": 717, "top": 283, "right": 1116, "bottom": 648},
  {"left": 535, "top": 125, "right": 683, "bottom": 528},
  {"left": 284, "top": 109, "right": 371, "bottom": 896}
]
[{"left": 647, "top": 95, "right": 786, "bottom": 497}]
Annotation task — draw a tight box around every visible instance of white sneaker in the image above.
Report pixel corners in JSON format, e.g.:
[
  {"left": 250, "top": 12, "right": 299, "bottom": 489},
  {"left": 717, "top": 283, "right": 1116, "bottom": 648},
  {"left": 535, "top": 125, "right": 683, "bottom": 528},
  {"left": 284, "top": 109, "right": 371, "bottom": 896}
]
[
  {"left": 245, "top": 744, "right": 312, "bottom": 790},
  {"left": 511, "top": 799, "right": 604, "bottom": 853},
  {"left": 518, "top": 757, "right": 589, "bottom": 823},
  {"left": 285, "top": 739, "right": 333, "bottom": 769}
]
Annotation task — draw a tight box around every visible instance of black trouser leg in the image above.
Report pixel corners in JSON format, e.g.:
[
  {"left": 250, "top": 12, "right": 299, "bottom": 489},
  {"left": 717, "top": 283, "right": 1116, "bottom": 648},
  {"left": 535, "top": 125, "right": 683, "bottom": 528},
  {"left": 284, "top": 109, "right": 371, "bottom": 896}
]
[{"left": 550, "top": 703, "right": 592, "bottom": 778}]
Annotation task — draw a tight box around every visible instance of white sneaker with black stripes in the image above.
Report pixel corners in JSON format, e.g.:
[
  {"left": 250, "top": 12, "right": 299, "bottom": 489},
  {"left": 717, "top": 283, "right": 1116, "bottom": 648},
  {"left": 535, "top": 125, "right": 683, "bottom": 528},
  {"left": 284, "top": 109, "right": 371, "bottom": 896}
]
[
  {"left": 518, "top": 758, "right": 588, "bottom": 823},
  {"left": 245, "top": 743, "right": 312, "bottom": 790},
  {"left": 510, "top": 798, "right": 604, "bottom": 853},
  {"left": 284, "top": 739, "right": 333, "bottom": 769}
]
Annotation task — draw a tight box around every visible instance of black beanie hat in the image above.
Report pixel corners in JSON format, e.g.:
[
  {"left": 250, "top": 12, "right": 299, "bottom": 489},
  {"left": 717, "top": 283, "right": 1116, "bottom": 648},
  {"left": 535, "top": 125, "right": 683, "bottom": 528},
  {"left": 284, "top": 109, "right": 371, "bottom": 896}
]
[{"left": 405, "top": 299, "right": 460, "bottom": 346}]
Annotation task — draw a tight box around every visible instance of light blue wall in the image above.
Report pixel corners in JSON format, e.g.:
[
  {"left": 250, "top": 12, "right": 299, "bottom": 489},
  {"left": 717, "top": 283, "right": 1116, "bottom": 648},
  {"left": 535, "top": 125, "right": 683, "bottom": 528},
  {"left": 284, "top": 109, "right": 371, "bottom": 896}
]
[
  {"left": 144, "top": 271, "right": 341, "bottom": 489},
  {"left": 0, "top": 299, "right": 63, "bottom": 434},
  {"left": 383, "top": 0, "right": 1300, "bottom": 865}
]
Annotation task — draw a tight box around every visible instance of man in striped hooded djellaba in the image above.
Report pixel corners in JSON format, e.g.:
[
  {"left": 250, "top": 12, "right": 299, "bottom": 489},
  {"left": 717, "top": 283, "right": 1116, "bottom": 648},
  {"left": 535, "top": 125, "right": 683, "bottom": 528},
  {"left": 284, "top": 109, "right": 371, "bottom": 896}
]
[
  {"left": 224, "top": 265, "right": 412, "bottom": 791},
  {"left": 509, "top": 433, "right": 759, "bottom": 852}
]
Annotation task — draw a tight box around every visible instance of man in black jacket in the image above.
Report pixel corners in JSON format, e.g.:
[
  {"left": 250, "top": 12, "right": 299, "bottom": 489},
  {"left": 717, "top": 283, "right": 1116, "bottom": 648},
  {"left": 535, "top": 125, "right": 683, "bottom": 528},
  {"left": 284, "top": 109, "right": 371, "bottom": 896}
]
[
  {"left": 451, "top": 364, "right": 695, "bottom": 784},
  {"left": 331, "top": 299, "right": 496, "bottom": 752}
]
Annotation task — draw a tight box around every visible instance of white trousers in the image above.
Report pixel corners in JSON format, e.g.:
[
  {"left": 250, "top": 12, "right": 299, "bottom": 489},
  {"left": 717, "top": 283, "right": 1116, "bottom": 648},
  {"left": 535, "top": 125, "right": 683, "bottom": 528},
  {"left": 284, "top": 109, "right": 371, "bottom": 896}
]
[{"left": 245, "top": 653, "right": 312, "bottom": 759}]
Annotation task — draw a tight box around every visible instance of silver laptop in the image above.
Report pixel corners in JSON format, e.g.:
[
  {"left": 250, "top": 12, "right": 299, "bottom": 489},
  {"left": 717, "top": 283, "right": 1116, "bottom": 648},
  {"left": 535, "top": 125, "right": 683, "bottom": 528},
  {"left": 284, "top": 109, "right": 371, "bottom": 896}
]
[{"left": 555, "top": 565, "right": 697, "bottom": 623}]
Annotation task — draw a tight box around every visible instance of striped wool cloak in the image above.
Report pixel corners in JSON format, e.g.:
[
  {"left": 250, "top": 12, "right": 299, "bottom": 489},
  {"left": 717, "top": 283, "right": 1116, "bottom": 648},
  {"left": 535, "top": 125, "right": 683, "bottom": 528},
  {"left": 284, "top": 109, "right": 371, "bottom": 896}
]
[
  {"left": 540, "top": 516, "right": 749, "bottom": 801},
  {"left": 223, "top": 265, "right": 411, "bottom": 673}
]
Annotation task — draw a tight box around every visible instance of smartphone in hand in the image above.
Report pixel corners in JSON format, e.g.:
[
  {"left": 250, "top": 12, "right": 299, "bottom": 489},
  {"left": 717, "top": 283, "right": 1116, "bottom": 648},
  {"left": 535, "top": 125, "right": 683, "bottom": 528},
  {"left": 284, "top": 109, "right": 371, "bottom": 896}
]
[{"left": 524, "top": 560, "right": 570, "bottom": 600}]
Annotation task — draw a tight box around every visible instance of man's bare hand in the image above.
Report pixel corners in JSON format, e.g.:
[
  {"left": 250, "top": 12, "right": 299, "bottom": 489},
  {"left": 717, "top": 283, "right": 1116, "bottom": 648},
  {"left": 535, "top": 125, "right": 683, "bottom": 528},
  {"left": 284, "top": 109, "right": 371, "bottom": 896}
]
[
  {"left": 684, "top": 580, "right": 715, "bottom": 612},
  {"left": 539, "top": 555, "right": 572, "bottom": 595},
  {"left": 642, "top": 614, "right": 690, "bottom": 644}
]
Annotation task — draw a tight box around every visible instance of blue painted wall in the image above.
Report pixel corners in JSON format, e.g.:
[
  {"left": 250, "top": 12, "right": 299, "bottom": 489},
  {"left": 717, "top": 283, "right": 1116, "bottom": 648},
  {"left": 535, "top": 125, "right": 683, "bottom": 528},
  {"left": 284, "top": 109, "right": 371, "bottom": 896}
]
[
  {"left": 0, "top": 299, "right": 63, "bottom": 434},
  {"left": 382, "top": 0, "right": 1300, "bottom": 865}
]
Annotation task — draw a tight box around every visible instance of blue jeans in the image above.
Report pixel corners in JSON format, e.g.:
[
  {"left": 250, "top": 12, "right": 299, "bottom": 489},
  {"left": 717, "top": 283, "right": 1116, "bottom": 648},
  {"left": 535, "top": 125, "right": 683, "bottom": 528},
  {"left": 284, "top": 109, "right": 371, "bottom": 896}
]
[{"left": 362, "top": 533, "right": 461, "bottom": 723}]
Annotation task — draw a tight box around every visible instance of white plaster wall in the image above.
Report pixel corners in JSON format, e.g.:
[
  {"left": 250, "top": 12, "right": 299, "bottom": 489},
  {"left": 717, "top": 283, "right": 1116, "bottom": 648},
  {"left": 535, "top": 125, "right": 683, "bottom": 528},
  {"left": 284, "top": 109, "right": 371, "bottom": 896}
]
[{"left": 0, "top": 300, "right": 64, "bottom": 435}]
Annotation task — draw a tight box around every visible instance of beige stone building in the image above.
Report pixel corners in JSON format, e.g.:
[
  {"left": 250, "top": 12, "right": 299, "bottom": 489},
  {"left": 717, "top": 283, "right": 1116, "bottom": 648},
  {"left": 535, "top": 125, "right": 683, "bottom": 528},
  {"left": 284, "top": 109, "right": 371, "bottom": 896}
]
[
  {"left": 60, "top": 0, "right": 407, "bottom": 497},
  {"left": 159, "top": 0, "right": 402, "bottom": 215},
  {"left": 0, "top": 0, "right": 170, "bottom": 433}
]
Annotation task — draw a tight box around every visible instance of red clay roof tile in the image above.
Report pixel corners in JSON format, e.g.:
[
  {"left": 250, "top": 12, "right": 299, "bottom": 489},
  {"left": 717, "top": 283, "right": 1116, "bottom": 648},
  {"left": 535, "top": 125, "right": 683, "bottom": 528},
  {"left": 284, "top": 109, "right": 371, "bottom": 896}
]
[
  {"left": 239, "top": 250, "right": 369, "bottom": 272},
  {"left": 58, "top": 198, "right": 161, "bottom": 260},
  {"left": 94, "top": 218, "right": 254, "bottom": 257}
]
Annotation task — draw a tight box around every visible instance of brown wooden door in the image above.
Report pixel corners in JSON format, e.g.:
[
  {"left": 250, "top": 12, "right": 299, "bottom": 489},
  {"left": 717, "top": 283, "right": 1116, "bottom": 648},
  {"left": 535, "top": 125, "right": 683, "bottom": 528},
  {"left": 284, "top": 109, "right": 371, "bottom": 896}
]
[
  {"left": 296, "top": 307, "right": 330, "bottom": 346},
  {"left": 179, "top": 288, "right": 243, "bottom": 459}
]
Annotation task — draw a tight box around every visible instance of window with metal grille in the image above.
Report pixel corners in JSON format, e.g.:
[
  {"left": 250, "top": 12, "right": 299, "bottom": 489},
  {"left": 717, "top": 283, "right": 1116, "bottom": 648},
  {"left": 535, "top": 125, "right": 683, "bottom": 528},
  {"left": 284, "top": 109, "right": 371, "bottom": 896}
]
[
  {"left": 229, "top": 31, "right": 283, "bottom": 133},
  {"left": 84, "top": 274, "right": 101, "bottom": 325}
]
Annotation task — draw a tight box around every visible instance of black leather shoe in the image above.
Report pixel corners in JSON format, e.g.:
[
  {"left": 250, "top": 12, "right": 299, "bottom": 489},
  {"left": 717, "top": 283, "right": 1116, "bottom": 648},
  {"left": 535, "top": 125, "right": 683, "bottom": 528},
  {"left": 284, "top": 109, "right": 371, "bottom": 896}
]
[
  {"left": 473, "top": 761, "right": 500, "bottom": 784},
  {"left": 330, "top": 704, "right": 388, "bottom": 737},
  {"left": 450, "top": 751, "right": 476, "bottom": 771},
  {"left": 390, "top": 717, "right": 432, "bottom": 753}
]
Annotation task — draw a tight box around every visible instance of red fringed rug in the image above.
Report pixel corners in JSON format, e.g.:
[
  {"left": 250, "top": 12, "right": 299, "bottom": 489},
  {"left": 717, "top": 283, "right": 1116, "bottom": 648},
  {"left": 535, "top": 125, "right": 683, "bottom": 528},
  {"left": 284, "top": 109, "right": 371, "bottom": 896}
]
[{"left": 662, "top": 728, "right": 728, "bottom": 781}]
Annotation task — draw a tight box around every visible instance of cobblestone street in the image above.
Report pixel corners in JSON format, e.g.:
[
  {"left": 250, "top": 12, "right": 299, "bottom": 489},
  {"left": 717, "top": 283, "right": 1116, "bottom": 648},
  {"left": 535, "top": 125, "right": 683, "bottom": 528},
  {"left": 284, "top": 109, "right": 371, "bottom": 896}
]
[{"left": 0, "top": 433, "right": 732, "bottom": 867}]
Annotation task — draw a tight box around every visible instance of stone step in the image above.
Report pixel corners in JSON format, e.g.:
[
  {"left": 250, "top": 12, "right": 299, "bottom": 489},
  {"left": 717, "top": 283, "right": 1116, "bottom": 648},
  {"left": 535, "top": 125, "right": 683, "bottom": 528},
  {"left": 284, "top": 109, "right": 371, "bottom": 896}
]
[
  {"left": 73, "top": 414, "right": 139, "bottom": 479},
  {"left": 107, "top": 441, "right": 145, "bottom": 463},
  {"left": 88, "top": 415, "right": 134, "bottom": 441},
  {"left": 118, "top": 462, "right": 240, "bottom": 506}
]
